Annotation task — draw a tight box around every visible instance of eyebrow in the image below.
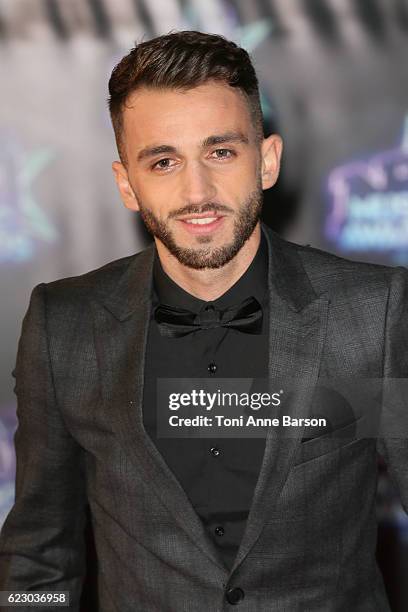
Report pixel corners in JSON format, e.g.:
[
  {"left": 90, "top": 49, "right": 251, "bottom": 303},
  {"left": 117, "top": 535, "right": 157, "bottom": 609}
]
[{"left": 136, "top": 131, "right": 249, "bottom": 162}]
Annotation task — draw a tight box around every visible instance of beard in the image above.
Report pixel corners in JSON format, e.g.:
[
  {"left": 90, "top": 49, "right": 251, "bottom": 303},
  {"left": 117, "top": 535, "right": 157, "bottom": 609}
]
[{"left": 137, "top": 184, "right": 263, "bottom": 270}]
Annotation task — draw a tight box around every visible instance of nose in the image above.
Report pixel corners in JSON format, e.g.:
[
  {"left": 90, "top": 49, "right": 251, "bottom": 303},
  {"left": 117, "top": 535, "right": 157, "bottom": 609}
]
[{"left": 180, "top": 161, "right": 217, "bottom": 208}]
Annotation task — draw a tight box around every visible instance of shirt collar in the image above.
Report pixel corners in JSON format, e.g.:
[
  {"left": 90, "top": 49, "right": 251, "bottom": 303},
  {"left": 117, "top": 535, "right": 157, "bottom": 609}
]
[{"left": 152, "top": 230, "right": 268, "bottom": 313}]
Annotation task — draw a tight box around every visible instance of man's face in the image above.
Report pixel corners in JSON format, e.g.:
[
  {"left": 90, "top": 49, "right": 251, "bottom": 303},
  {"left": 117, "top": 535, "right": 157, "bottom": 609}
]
[{"left": 112, "top": 81, "right": 282, "bottom": 269}]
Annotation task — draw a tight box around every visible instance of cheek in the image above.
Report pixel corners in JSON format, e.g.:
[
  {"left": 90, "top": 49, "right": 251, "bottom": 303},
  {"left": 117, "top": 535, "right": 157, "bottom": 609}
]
[
  {"left": 216, "top": 165, "right": 259, "bottom": 199},
  {"left": 232, "top": 155, "right": 260, "bottom": 185},
  {"left": 130, "top": 177, "right": 173, "bottom": 214}
]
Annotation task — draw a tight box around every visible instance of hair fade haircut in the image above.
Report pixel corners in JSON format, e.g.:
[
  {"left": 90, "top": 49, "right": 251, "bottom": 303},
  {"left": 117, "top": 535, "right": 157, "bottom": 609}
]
[{"left": 107, "top": 30, "right": 264, "bottom": 166}]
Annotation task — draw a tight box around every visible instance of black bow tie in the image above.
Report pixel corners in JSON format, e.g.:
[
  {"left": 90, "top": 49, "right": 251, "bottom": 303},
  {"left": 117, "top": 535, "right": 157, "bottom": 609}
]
[{"left": 154, "top": 296, "right": 263, "bottom": 338}]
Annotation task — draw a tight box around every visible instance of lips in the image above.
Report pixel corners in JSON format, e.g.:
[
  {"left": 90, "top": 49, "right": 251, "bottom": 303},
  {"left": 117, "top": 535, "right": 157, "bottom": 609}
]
[
  {"left": 182, "top": 217, "right": 220, "bottom": 225},
  {"left": 178, "top": 213, "right": 221, "bottom": 222},
  {"left": 178, "top": 215, "right": 225, "bottom": 234}
]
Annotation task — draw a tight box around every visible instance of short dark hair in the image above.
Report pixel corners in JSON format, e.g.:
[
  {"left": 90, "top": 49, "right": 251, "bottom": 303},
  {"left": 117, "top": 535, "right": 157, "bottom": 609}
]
[{"left": 107, "top": 30, "right": 264, "bottom": 166}]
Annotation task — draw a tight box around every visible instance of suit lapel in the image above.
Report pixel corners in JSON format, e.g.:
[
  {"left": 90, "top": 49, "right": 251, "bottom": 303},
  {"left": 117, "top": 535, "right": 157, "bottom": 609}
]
[
  {"left": 91, "top": 223, "right": 329, "bottom": 577},
  {"left": 91, "top": 243, "right": 228, "bottom": 574},
  {"left": 229, "top": 224, "right": 329, "bottom": 573}
]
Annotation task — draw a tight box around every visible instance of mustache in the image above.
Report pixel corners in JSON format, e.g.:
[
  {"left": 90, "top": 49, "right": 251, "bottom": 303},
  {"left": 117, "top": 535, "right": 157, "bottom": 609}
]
[{"left": 168, "top": 202, "right": 233, "bottom": 219}]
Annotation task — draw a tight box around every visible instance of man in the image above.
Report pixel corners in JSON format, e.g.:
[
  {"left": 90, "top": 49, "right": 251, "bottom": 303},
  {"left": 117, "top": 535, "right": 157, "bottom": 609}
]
[{"left": 0, "top": 30, "right": 407, "bottom": 612}]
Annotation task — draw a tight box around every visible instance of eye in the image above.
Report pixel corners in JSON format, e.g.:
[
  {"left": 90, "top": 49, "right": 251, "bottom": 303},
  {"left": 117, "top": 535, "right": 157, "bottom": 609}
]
[
  {"left": 212, "top": 148, "right": 235, "bottom": 160},
  {"left": 152, "top": 158, "right": 175, "bottom": 171}
]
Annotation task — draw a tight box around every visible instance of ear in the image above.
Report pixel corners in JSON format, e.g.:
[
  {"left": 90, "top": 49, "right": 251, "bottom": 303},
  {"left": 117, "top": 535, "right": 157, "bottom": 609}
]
[
  {"left": 260, "top": 134, "right": 283, "bottom": 190},
  {"left": 111, "top": 161, "right": 140, "bottom": 212}
]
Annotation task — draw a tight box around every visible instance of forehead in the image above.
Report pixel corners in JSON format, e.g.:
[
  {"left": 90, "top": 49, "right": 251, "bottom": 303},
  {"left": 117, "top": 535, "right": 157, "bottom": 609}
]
[{"left": 122, "top": 82, "right": 253, "bottom": 147}]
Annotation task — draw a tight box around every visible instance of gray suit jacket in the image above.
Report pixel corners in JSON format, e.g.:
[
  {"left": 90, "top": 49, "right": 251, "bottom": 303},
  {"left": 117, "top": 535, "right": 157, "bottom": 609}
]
[{"left": 0, "top": 222, "right": 407, "bottom": 611}]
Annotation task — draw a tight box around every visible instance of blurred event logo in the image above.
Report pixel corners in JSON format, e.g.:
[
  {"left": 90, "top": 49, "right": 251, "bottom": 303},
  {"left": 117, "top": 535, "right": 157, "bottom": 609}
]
[
  {"left": 0, "top": 405, "right": 17, "bottom": 526},
  {"left": 325, "top": 116, "right": 408, "bottom": 264},
  {"left": 0, "top": 130, "right": 57, "bottom": 264}
]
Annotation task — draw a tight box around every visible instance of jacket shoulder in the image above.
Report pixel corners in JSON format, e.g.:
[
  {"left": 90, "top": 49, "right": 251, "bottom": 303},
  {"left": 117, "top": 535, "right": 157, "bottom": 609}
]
[
  {"left": 294, "top": 237, "right": 405, "bottom": 286},
  {"left": 272, "top": 231, "right": 408, "bottom": 299},
  {"left": 38, "top": 244, "right": 154, "bottom": 308}
]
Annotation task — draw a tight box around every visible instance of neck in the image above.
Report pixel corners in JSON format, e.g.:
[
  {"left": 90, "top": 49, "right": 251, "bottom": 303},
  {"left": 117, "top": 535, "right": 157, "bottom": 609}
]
[{"left": 155, "top": 223, "right": 261, "bottom": 302}]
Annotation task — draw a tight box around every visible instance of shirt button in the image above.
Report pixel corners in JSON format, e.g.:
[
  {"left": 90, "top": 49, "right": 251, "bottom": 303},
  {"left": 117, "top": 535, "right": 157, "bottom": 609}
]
[
  {"left": 208, "top": 362, "right": 217, "bottom": 373},
  {"left": 225, "top": 587, "right": 245, "bottom": 605},
  {"left": 210, "top": 447, "right": 220, "bottom": 456},
  {"left": 214, "top": 526, "right": 225, "bottom": 536}
]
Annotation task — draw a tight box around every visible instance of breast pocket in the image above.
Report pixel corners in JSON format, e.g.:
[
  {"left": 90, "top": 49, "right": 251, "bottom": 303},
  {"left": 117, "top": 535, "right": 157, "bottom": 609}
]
[{"left": 293, "top": 415, "right": 366, "bottom": 466}]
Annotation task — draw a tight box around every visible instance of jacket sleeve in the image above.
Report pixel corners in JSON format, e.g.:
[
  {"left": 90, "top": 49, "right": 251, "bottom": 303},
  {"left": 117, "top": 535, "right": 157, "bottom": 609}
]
[
  {"left": 0, "top": 283, "right": 87, "bottom": 610},
  {"left": 376, "top": 266, "right": 408, "bottom": 514}
]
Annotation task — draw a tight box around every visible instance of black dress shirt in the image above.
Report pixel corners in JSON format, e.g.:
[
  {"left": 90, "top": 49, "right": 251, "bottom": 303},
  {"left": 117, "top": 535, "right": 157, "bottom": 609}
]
[{"left": 143, "top": 231, "right": 269, "bottom": 570}]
